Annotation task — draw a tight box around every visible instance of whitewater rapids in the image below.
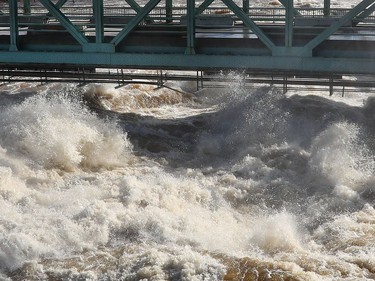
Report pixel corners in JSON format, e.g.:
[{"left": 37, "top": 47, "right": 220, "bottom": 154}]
[{"left": 0, "top": 77, "right": 374, "bottom": 280}]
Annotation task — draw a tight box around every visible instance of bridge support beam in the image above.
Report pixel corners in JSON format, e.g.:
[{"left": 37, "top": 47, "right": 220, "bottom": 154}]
[
  {"left": 305, "top": 0, "right": 375, "bottom": 52},
  {"left": 196, "top": 0, "right": 214, "bottom": 15},
  {"left": 111, "top": 0, "right": 161, "bottom": 46},
  {"left": 93, "top": 0, "right": 104, "bottom": 43},
  {"left": 46, "top": 0, "right": 68, "bottom": 17},
  {"left": 125, "top": 0, "right": 142, "bottom": 13},
  {"left": 279, "top": 0, "right": 301, "bottom": 16},
  {"left": 39, "top": 0, "right": 89, "bottom": 46},
  {"left": 185, "top": 0, "right": 196, "bottom": 54},
  {"left": 222, "top": 0, "right": 276, "bottom": 52},
  {"left": 285, "top": 0, "right": 293, "bottom": 47},
  {"left": 324, "top": 0, "right": 330, "bottom": 16},
  {"left": 2, "top": 52, "right": 375, "bottom": 75},
  {"left": 55, "top": 0, "right": 69, "bottom": 9},
  {"left": 166, "top": 0, "right": 173, "bottom": 23},
  {"left": 353, "top": 2, "right": 375, "bottom": 26},
  {"left": 23, "top": 0, "right": 31, "bottom": 15},
  {"left": 9, "top": 0, "right": 19, "bottom": 51},
  {"left": 243, "top": 0, "right": 249, "bottom": 14}
]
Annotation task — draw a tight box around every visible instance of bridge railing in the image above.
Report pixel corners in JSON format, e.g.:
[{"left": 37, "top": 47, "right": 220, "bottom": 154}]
[{"left": 0, "top": 5, "right": 374, "bottom": 27}]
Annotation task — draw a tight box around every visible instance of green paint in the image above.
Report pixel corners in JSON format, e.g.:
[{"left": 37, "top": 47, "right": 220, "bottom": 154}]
[
  {"left": 93, "top": 0, "right": 104, "bottom": 43},
  {"left": 9, "top": 0, "right": 18, "bottom": 51},
  {"left": 125, "top": 0, "right": 142, "bottom": 13},
  {"left": 185, "top": 0, "right": 195, "bottom": 54},
  {"left": 305, "top": 0, "right": 375, "bottom": 51},
  {"left": 243, "top": 0, "right": 249, "bottom": 14},
  {"left": 196, "top": 0, "right": 214, "bottom": 15},
  {"left": 23, "top": 0, "right": 31, "bottom": 15},
  {"left": 111, "top": 0, "right": 161, "bottom": 46},
  {"left": 221, "top": 0, "right": 276, "bottom": 51},
  {"left": 166, "top": 0, "right": 172, "bottom": 23},
  {"left": 324, "top": 0, "right": 330, "bottom": 16},
  {"left": 285, "top": 0, "right": 293, "bottom": 47},
  {"left": 39, "top": 0, "right": 89, "bottom": 46}
]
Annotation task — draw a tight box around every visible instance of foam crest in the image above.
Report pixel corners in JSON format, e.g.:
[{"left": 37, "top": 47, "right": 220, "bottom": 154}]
[
  {"left": 251, "top": 211, "right": 303, "bottom": 254},
  {"left": 309, "top": 122, "right": 374, "bottom": 196},
  {"left": 85, "top": 84, "right": 193, "bottom": 114},
  {"left": 0, "top": 92, "right": 132, "bottom": 171},
  {"left": 197, "top": 86, "right": 289, "bottom": 158},
  {"left": 114, "top": 171, "right": 254, "bottom": 255}
]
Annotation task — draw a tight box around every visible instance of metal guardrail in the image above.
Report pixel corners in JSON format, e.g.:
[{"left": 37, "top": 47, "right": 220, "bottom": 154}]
[
  {"left": 1, "top": 6, "right": 374, "bottom": 20},
  {"left": 0, "top": 5, "right": 374, "bottom": 33}
]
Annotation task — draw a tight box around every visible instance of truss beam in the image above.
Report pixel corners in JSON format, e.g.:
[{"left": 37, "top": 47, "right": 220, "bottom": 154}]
[
  {"left": 1, "top": 52, "right": 375, "bottom": 74},
  {"left": 93, "top": 0, "right": 104, "bottom": 43},
  {"left": 305, "top": 0, "right": 375, "bottom": 51},
  {"left": 125, "top": 0, "right": 142, "bottom": 13},
  {"left": 222, "top": 0, "right": 276, "bottom": 51},
  {"left": 110, "top": 0, "right": 161, "bottom": 46},
  {"left": 39, "top": 0, "right": 89, "bottom": 46},
  {"left": 9, "top": 0, "right": 19, "bottom": 51}
]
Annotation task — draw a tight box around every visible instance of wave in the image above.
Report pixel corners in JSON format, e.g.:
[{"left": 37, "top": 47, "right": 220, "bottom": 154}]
[
  {"left": 0, "top": 90, "right": 132, "bottom": 171},
  {"left": 84, "top": 84, "right": 195, "bottom": 114},
  {"left": 1, "top": 79, "right": 375, "bottom": 280}
]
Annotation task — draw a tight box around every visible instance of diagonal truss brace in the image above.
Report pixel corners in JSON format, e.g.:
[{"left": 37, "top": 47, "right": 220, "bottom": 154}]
[
  {"left": 279, "top": 0, "right": 301, "bottom": 16},
  {"left": 353, "top": 2, "right": 375, "bottom": 26},
  {"left": 46, "top": 0, "right": 68, "bottom": 16},
  {"left": 110, "top": 0, "right": 161, "bottom": 46},
  {"left": 196, "top": 0, "right": 215, "bottom": 15},
  {"left": 305, "top": 0, "right": 375, "bottom": 51},
  {"left": 221, "top": 0, "right": 276, "bottom": 51},
  {"left": 125, "top": 0, "right": 142, "bottom": 13},
  {"left": 55, "top": 0, "right": 69, "bottom": 9},
  {"left": 39, "top": 0, "right": 89, "bottom": 46}
]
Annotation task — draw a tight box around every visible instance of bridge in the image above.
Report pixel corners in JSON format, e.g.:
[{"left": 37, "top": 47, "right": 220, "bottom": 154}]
[{"left": 0, "top": 0, "right": 375, "bottom": 91}]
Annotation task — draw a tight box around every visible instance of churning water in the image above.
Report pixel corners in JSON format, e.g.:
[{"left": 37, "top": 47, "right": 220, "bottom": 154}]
[
  {"left": 1, "top": 0, "right": 374, "bottom": 279},
  {"left": 0, "top": 75, "right": 375, "bottom": 280}
]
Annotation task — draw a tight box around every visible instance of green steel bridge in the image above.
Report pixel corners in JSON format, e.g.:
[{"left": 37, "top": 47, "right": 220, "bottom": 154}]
[{"left": 0, "top": 0, "right": 375, "bottom": 90}]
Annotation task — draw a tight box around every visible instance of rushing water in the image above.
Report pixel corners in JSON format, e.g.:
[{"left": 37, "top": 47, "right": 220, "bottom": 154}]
[
  {"left": 1, "top": 0, "right": 375, "bottom": 280},
  {"left": 0, "top": 75, "right": 375, "bottom": 280}
]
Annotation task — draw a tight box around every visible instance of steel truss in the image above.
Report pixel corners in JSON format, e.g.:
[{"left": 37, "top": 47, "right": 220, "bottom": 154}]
[{"left": 0, "top": 0, "right": 374, "bottom": 75}]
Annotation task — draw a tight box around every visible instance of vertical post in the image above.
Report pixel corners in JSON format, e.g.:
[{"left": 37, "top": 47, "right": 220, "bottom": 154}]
[
  {"left": 185, "top": 0, "right": 195, "bottom": 54},
  {"left": 166, "top": 0, "right": 172, "bottom": 23},
  {"left": 196, "top": 71, "right": 199, "bottom": 90},
  {"left": 23, "top": 0, "right": 31, "bottom": 15},
  {"left": 200, "top": 71, "right": 203, "bottom": 89},
  {"left": 243, "top": 0, "right": 249, "bottom": 14},
  {"left": 285, "top": 0, "right": 293, "bottom": 47},
  {"left": 329, "top": 75, "right": 333, "bottom": 96},
  {"left": 93, "top": 0, "right": 104, "bottom": 43},
  {"left": 283, "top": 75, "right": 288, "bottom": 93},
  {"left": 9, "top": 0, "right": 19, "bottom": 51},
  {"left": 324, "top": 0, "right": 330, "bottom": 16}
]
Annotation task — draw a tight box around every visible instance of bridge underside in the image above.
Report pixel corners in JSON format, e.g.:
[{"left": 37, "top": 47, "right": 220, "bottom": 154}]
[{"left": 1, "top": 0, "right": 375, "bottom": 75}]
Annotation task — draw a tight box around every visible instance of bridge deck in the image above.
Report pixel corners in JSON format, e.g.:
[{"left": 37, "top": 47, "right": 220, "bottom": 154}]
[{"left": 0, "top": 1, "right": 375, "bottom": 77}]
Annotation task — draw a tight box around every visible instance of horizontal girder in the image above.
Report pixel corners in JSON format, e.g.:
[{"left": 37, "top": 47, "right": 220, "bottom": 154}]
[{"left": 0, "top": 1, "right": 374, "bottom": 75}]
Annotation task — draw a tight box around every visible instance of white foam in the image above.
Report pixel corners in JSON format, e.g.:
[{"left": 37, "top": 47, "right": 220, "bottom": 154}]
[
  {"left": 0, "top": 93, "right": 132, "bottom": 171},
  {"left": 309, "top": 122, "right": 374, "bottom": 194},
  {"left": 1, "top": 75, "right": 375, "bottom": 279},
  {"left": 251, "top": 211, "right": 303, "bottom": 254}
]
